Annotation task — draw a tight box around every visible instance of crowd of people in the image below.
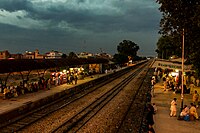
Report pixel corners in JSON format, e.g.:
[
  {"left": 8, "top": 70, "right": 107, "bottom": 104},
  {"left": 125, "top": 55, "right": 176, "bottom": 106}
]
[
  {"left": 0, "top": 77, "right": 52, "bottom": 99},
  {"left": 0, "top": 72, "right": 79, "bottom": 99},
  {"left": 153, "top": 69, "right": 200, "bottom": 121},
  {"left": 148, "top": 67, "right": 200, "bottom": 132},
  {"left": 153, "top": 67, "right": 200, "bottom": 95}
]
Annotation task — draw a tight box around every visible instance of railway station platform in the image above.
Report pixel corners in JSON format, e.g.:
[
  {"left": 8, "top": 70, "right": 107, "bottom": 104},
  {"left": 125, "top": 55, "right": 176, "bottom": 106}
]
[
  {"left": 1, "top": 66, "right": 200, "bottom": 133},
  {"left": 0, "top": 74, "right": 105, "bottom": 118},
  {"left": 152, "top": 81, "right": 200, "bottom": 133}
]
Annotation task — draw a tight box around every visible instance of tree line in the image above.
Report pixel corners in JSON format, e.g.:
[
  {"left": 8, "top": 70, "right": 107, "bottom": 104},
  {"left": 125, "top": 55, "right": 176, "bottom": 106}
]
[{"left": 156, "top": 0, "right": 200, "bottom": 77}]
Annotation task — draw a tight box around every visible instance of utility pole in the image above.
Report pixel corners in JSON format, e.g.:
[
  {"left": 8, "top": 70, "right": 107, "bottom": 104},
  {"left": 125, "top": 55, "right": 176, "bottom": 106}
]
[{"left": 181, "top": 28, "right": 184, "bottom": 110}]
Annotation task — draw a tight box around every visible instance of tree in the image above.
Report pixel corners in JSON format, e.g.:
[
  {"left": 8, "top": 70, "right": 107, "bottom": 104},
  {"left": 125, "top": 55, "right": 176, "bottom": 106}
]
[
  {"left": 117, "top": 40, "right": 139, "bottom": 60},
  {"left": 112, "top": 54, "right": 129, "bottom": 65},
  {"left": 68, "top": 52, "right": 78, "bottom": 59},
  {"left": 156, "top": 0, "right": 200, "bottom": 76},
  {"left": 61, "top": 54, "right": 67, "bottom": 58},
  {"left": 112, "top": 40, "right": 140, "bottom": 65},
  {"left": 156, "top": 36, "right": 181, "bottom": 59},
  {"left": 156, "top": 0, "right": 200, "bottom": 56}
]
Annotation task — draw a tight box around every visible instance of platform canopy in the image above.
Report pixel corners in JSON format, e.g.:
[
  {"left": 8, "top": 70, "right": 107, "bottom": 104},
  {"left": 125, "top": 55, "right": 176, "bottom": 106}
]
[
  {"left": 0, "top": 58, "right": 109, "bottom": 74},
  {"left": 151, "top": 58, "right": 192, "bottom": 72}
]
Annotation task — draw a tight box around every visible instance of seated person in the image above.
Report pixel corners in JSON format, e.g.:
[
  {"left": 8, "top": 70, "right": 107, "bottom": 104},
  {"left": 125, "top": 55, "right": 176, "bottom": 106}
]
[
  {"left": 180, "top": 105, "right": 189, "bottom": 119},
  {"left": 189, "top": 103, "right": 199, "bottom": 120},
  {"left": 174, "top": 84, "right": 181, "bottom": 94},
  {"left": 169, "top": 82, "right": 174, "bottom": 91}
]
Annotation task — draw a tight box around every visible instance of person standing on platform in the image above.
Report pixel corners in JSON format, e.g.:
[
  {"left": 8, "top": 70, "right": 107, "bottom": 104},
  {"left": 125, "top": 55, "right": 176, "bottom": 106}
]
[
  {"left": 163, "top": 81, "right": 167, "bottom": 91},
  {"left": 157, "top": 70, "right": 161, "bottom": 81},
  {"left": 47, "top": 78, "right": 51, "bottom": 90},
  {"left": 3, "top": 86, "right": 9, "bottom": 99},
  {"left": 170, "top": 98, "right": 177, "bottom": 117},
  {"left": 0, "top": 83, "right": 2, "bottom": 93},
  {"left": 146, "top": 104, "right": 155, "bottom": 133},
  {"left": 152, "top": 103, "right": 158, "bottom": 114},
  {"left": 190, "top": 82, "right": 195, "bottom": 94},
  {"left": 151, "top": 77, "right": 156, "bottom": 87},
  {"left": 105, "top": 69, "right": 108, "bottom": 74},
  {"left": 74, "top": 74, "right": 78, "bottom": 84},
  {"left": 193, "top": 90, "right": 199, "bottom": 108},
  {"left": 151, "top": 77, "right": 156, "bottom": 97},
  {"left": 196, "top": 79, "right": 199, "bottom": 87}
]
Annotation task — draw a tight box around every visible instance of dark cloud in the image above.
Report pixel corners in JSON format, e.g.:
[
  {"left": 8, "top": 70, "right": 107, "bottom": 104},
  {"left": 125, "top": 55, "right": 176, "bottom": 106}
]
[
  {"left": 0, "top": 23, "right": 76, "bottom": 53},
  {"left": 47, "top": 7, "right": 158, "bottom": 33},
  {"left": 76, "top": 0, "right": 86, "bottom": 3},
  {"left": 0, "top": 0, "right": 161, "bottom": 56},
  {"left": 0, "top": 0, "right": 160, "bottom": 33},
  {"left": 0, "top": 0, "right": 33, "bottom": 12}
]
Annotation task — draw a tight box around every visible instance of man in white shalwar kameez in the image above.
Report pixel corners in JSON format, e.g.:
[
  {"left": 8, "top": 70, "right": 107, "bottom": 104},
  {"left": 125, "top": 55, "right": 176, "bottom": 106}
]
[{"left": 170, "top": 98, "right": 177, "bottom": 117}]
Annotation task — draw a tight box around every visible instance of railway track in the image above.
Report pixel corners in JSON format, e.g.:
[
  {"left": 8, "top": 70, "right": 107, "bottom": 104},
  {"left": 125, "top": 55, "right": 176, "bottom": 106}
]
[
  {"left": 117, "top": 64, "right": 151, "bottom": 132},
  {"left": 0, "top": 62, "right": 148, "bottom": 133},
  {"left": 51, "top": 62, "right": 149, "bottom": 133}
]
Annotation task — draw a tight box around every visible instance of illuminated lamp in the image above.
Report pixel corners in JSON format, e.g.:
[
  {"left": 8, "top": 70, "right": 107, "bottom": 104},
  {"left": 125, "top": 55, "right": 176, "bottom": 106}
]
[{"left": 171, "top": 72, "right": 178, "bottom": 77}]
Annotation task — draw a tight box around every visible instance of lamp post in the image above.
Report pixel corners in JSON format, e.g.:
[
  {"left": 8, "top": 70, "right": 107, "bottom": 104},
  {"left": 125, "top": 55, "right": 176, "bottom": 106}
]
[{"left": 181, "top": 28, "right": 184, "bottom": 110}]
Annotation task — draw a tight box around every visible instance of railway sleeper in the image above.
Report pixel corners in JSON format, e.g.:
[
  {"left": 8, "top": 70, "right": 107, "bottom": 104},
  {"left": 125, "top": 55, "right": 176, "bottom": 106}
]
[
  {"left": 17, "top": 121, "right": 29, "bottom": 125},
  {"left": 6, "top": 123, "right": 23, "bottom": 130}
]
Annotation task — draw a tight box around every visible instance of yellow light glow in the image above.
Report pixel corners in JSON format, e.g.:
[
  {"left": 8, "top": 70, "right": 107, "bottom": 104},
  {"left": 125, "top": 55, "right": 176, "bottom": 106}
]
[{"left": 171, "top": 72, "right": 179, "bottom": 77}]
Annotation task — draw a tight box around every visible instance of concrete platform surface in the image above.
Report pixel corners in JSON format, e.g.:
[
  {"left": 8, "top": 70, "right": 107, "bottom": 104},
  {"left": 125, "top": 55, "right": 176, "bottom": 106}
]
[{"left": 153, "top": 82, "right": 200, "bottom": 133}]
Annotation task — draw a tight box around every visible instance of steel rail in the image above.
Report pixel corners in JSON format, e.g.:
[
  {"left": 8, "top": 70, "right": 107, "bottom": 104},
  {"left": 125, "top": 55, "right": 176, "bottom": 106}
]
[
  {"left": 51, "top": 63, "right": 148, "bottom": 133},
  {"left": 116, "top": 61, "right": 152, "bottom": 132}
]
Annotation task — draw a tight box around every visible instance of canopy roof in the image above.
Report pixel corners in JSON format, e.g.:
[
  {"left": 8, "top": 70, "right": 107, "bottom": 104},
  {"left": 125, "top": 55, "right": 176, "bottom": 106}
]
[{"left": 0, "top": 58, "right": 109, "bottom": 74}]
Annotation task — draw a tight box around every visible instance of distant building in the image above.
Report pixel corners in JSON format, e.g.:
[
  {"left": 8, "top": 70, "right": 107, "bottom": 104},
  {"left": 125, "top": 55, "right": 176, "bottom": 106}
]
[
  {"left": 95, "top": 53, "right": 113, "bottom": 59},
  {"left": 34, "top": 49, "right": 44, "bottom": 59},
  {"left": 45, "top": 50, "right": 63, "bottom": 59},
  {"left": 77, "top": 52, "right": 94, "bottom": 58},
  {"left": 0, "top": 50, "right": 10, "bottom": 59},
  {"left": 10, "top": 53, "right": 23, "bottom": 59},
  {"left": 23, "top": 49, "right": 44, "bottom": 59},
  {"left": 23, "top": 51, "right": 34, "bottom": 59}
]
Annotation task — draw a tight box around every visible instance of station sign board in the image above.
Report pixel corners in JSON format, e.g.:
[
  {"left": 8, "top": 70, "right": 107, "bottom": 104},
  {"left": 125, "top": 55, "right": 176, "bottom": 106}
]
[{"left": 152, "top": 60, "right": 192, "bottom": 72}]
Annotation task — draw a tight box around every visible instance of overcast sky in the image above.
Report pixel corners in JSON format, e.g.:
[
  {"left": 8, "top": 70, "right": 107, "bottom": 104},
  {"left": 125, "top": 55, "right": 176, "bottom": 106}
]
[{"left": 0, "top": 0, "right": 161, "bottom": 56}]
